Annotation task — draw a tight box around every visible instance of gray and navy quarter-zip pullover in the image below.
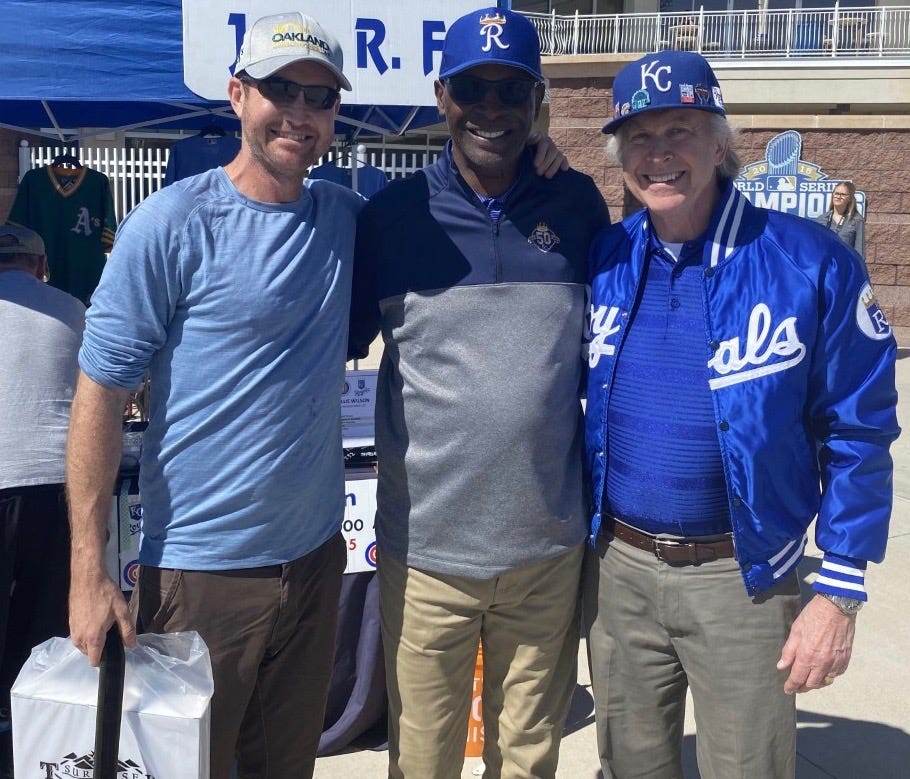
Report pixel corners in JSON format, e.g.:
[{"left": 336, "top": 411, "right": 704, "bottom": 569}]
[{"left": 350, "top": 143, "right": 610, "bottom": 577}]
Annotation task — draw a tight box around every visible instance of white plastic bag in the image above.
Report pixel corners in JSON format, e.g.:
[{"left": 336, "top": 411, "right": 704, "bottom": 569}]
[{"left": 11, "top": 631, "right": 213, "bottom": 778}]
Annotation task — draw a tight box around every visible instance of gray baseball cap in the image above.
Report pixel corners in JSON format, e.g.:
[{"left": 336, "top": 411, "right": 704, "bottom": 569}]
[
  {"left": 234, "top": 12, "right": 351, "bottom": 91},
  {"left": 0, "top": 223, "right": 45, "bottom": 256}
]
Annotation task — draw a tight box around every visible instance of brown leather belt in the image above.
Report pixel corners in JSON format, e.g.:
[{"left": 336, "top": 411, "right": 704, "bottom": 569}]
[{"left": 604, "top": 517, "right": 735, "bottom": 567}]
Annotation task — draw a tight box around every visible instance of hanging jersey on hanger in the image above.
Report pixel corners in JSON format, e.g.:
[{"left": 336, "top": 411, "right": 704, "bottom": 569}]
[
  {"left": 309, "top": 161, "right": 388, "bottom": 199},
  {"left": 8, "top": 165, "right": 116, "bottom": 305},
  {"left": 164, "top": 133, "right": 241, "bottom": 185}
]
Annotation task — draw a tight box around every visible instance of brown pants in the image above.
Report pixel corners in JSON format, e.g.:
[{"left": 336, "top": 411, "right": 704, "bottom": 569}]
[{"left": 130, "top": 532, "right": 345, "bottom": 779}]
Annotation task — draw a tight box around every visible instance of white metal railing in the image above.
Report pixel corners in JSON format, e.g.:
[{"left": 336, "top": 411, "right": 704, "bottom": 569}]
[
  {"left": 525, "top": 4, "right": 910, "bottom": 59},
  {"left": 318, "top": 141, "right": 444, "bottom": 183},
  {"left": 28, "top": 140, "right": 444, "bottom": 222},
  {"left": 30, "top": 145, "right": 168, "bottom": 223}
]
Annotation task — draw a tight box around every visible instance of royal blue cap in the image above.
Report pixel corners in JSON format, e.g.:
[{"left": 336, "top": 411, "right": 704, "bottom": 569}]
[
  {"left": 602, "top": 51, "right": 725, "bottom": 134},
  {"left": 439, "top": 7, "right": 543, "bottom": 82}
]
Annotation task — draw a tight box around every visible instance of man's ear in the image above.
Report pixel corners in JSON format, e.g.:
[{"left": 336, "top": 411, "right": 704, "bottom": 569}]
[
  {"left": 227, "top": 76, "right": 245, "bottom": 117},
  {"left": 434, "top": 80, "right": 447, "bottom": 117},
  {"left": 35, "top": 255, "right": 49, "bottom": 282},
  {"left": 533, "top": 81, "right": 546, "bottom": 121},
  {"left": 715, "top": 140, "right": 727, "bottom": 167}
]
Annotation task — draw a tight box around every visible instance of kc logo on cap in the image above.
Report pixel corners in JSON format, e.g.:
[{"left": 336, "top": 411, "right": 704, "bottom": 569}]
[{"left": 602, "top": 51, "right": 725, "bottom": 134}]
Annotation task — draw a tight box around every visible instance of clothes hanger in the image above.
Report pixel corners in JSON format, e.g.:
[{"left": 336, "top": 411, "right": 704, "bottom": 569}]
[
  {"left": 50, "top": 152, "right": 83, "bottom": 178},
  {"left": 198, "top": 122, "right": 226, "bottom": 138},
  {"left": 51, "top": 152, "right": 82, "bottom": 169}
]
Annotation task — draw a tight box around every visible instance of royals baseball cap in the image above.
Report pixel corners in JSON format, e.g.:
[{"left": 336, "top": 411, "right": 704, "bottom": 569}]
[
  {"left": 602, "top": 51, "right": 725, "bottom": 134},
  {"left": 439, "top": 6, "right": 543, "bottom": 81},
  {"left": 0, "top": 224, "right": 45, "bottom": 256},
  {"left": 234, "top": 11, "right": 351, "bottom": 91}
]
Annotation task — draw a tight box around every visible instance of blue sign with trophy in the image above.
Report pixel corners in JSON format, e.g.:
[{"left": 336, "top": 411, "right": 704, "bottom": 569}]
[{"left": 734, "top": 130, "right": 865, "bottom": 219}]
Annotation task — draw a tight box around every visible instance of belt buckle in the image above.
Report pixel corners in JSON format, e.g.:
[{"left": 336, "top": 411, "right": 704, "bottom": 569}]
[{"left": 654, "top": 539, "right": 716, "bottom": 566}]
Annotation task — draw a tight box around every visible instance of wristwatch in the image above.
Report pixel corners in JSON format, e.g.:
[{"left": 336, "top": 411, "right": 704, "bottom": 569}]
[{"left": 821, "top": 593, "right": 864, "bottom": 616}]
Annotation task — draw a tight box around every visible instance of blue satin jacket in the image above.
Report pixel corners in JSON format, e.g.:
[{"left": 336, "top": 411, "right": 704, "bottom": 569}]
[{"left": 585, "top": 182, "right": 900, "bottom": 596}]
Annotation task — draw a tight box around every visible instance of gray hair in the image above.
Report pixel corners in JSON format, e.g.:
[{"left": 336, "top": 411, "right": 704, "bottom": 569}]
[{"left": 607, "top": 112, "right": 742, "bottom": 182}]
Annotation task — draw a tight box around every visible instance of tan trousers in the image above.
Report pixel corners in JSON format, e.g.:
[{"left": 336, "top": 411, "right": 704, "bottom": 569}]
[
  {"left": 583, "top": 532, "right": 801, "bottom": 779},
  {"left": 130, "top": 532, "right": 345, "bottom": 779},
  {"left": 379, "top": 545, "right": 583, "bottom": 779}
]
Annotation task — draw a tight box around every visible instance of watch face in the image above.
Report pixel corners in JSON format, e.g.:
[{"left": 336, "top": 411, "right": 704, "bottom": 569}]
[{"left": 828, "top": 594, "right": 863, "bottom": 614}]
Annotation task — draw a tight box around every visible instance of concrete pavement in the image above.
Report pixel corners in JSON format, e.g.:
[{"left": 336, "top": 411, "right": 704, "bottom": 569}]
[{"left": 318, "top": 349, "right": 910, "bottom": 778}]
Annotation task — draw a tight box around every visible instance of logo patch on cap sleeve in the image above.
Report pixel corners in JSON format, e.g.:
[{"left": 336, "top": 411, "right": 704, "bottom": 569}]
[
  {"left": 630, "top": 89, "right": 650, "bottom": 111},
  {"left": 855, "top": 282, "right": 892, "bottom": 340},
  {"left": 712, "top": 86, "right": 725, "bottom": 109}
]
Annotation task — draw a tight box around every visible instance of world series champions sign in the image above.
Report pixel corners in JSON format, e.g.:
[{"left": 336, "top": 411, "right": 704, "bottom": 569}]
[{"left": 734, "top": 130, "right": 866, "bottom": 219}]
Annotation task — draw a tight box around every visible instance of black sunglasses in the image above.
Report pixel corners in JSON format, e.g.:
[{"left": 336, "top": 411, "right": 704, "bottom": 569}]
[
  {"left": 444, "top": 75, "right": 541, "bottom": 107},
  {"left": 239, "top": 75, "right": 339, "bottom": 110}
]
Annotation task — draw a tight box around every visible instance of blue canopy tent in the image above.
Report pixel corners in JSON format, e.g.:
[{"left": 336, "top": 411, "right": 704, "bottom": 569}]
[{"left": 0, "top": 0, "right": 441, "bottom": 141}]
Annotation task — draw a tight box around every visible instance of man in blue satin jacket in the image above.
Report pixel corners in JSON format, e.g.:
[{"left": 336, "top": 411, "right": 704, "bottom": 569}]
[{"left": 583, "top": 51, "right": 899, "bottom": 779}]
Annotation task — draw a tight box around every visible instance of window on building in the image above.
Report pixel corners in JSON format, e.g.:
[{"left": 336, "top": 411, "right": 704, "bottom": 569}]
[
  {"left": 514, "top": 1, "right": 551, "bottom": 11},
  {"left": 513, "top": 1, "right": 602, "bottom": 13}
]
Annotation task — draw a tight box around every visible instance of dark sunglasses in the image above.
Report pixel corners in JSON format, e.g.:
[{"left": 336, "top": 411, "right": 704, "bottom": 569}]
[
  {"left": 444, "top": 75, "right": 541, "bottom": 107},
  {"left": 239, "top": 75, "right": 339, "bottom": 110}
]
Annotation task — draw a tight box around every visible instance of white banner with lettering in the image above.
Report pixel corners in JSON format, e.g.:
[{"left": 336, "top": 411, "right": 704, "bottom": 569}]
[{"left": 182, "top": 0, "right": 481, "bottom": 104}]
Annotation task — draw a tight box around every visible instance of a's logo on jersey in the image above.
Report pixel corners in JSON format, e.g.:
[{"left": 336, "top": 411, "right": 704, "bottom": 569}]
[
  {"left": 707, "top": 303, "right": 806, "bottom": 389},
  {"left": 856, "top": 282, "right": 892, "bottom": 340},
  {"left": 587, "top": 303, "right": 623, "bottom": 367},
  {"left": 527, "top": 222, "right": 560, "bottom": 253},
  {"left": 71, "top": 206, "right": 93, "bottom": 237}
]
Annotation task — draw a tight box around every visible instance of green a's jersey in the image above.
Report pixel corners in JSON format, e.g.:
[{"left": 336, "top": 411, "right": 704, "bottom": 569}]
[{"left": 9, "top": 166, "right": 117, "bottom": 305}]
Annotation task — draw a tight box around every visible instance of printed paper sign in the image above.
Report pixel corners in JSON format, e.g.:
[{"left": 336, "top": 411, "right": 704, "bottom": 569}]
[
  {"left": 182, "top": 1, "right": 480, "bottom": 103},
  {"left": 342, "top": 468, "right": 378, "bottom": 574}
]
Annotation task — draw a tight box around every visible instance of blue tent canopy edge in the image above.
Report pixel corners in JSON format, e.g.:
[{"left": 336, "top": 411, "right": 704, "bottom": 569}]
[{"left": 0, "top": 0, "right": 439, "bottom": 141}]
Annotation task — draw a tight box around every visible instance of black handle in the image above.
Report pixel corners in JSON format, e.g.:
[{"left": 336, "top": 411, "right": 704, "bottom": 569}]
[{"left": 94, "top": 625, "right": 125, "bottom": 778}]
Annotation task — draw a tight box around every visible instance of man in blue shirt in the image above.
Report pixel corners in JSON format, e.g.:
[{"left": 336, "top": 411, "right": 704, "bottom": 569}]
[
  {"left": 66, "top": 13, "right": 362, "bottom": 778},
  {"left": 584, "top": 51, "right": 899, "bottom": 778}
]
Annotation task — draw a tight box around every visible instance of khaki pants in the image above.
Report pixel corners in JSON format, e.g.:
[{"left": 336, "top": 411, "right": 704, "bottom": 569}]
[
  {"left": 130, "top": 532, "right": 345, "bottom": 779},
  {"left": 379, "top": 546, "right": 583, "bottom": 779},
  {"left": 583, "top": 532, "right": 801, "bottom": 779}
]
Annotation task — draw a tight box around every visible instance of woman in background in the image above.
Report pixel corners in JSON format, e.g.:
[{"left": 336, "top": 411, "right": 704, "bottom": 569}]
[{"left": 817, "top": 180, "right": 865, "bottom": 257}]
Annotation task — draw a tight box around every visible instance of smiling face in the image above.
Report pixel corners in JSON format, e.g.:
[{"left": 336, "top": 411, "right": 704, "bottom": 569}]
[
  {"left": 227, "top": 60, "right": 339, "bottom": 202},
  {"left": 435, "top": 64, "right": 544, "bottom": 197},
  {"left": 616, "top": 108, "right": 726, "bottom": 242}
]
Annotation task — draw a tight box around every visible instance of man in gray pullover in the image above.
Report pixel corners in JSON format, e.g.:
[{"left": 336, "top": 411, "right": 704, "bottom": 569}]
[{"left": 349, "top": 7, "right": 610, "bottom": 778}]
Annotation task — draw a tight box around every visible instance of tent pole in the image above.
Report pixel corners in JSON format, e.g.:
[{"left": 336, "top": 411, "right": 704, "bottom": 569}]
[
  {"left": 18, "top": 139, "right": 31, "bottom": 182},
  {"left": 395, "top": 106, "right": 422, "bottom": 136},
  {"left": 40, "top": 100, "right": 69, "bottom": 143}
]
